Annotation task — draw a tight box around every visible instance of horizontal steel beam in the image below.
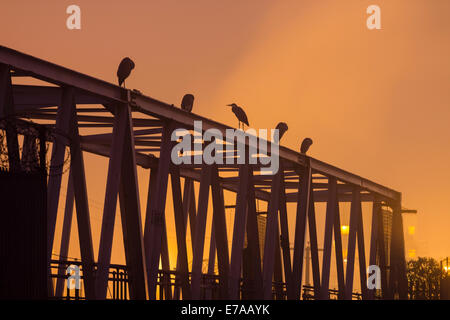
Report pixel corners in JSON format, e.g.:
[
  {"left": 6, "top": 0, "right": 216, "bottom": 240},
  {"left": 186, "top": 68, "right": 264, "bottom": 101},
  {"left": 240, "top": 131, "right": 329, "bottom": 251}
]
[
  {"left": 12, "top": 85, "right": 110, "bottom": 108},
  {"left": 0, "top": 46, "right": 124, "bottom": 102},
  {"left": 80, "top": 141, "right": 370, "bottom": 203},
  {"left": 286, "top": 191, "right": 374, "bottom": 203},
  {"left": 309, "top": 158, "right": 401, "bottom": 201},
  {"left": 0, "top": 45, "right": 401, "bottom": 201},
  {"left": 80, "top": 142, "right": 154, "bottom": 169}
]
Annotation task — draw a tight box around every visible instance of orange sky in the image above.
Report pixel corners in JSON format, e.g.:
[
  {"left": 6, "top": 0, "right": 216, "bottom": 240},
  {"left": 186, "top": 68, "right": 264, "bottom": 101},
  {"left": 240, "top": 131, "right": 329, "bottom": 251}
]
[{"left": 1, "top": 0, "right": 450, "bottom": 271}]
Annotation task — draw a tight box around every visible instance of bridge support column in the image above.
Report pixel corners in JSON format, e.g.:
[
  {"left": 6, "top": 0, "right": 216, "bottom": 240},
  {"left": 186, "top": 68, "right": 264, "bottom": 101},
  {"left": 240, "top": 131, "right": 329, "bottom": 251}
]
[
  {"left": 96, "top": 101, "right": 130, "bottom": 298},
  {"left": 308, "top": 185, "right": 321, "bottom": 299},
  {"left": 47, "top": 88, "right": 75, "bottom": 288},
  {"left": 191, "top": 165, "right": 212, "bottom": 299},
  {"left": 174, "top": 178, "right": 196, "bottom": 300},
  {"left": 145, "top": 121, "right": 174, "bottom": 299},
  {"left": 243, "top": 169, "right": 263, "bottom": 299},
  {"left": 262, "top": 166, "right": 282, "bottom": 299},
  {"left": 320, "top": 177, "right": 338, "bottom": 299},
  {"left": 279, "top": 176, "right": 293, "bottom": 299},
  {"left": 55, "top": 168, "right": 75, "bottom": 297},
  {"left": 229, "top": 164, "right": 250, "bottom": 299},
  {"left": 333, "top": 191, "right": 346, "bottom": 299},
  {"left": 210, "top": 166, "right": 230, "bottom": 299},
  {"left": 117, "top": 104, "right": 148, "bottom": 300},
  {"left": 389, "top": 202, "right": 408, "bottom": 299},
  {"left": 344, "top": 188, "right": 367, "bottom": 299},
  {"left": 0, "top": 64, "right": 20, "bottom": 172},
  {"left": 291, "top": 164, "right": 312, "bottom": 300},
  {"left": 171, "top": 166, "right": 191, "bottom": 299},
  {"left": 68, "top": 90, "right": 96, "bottom": 299}
]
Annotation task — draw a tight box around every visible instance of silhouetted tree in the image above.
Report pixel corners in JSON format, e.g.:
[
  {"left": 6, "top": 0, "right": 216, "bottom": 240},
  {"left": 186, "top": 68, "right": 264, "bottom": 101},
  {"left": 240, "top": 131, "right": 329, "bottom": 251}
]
[{"left": 407, "top": 257, "right": 443, "bottom": 299}]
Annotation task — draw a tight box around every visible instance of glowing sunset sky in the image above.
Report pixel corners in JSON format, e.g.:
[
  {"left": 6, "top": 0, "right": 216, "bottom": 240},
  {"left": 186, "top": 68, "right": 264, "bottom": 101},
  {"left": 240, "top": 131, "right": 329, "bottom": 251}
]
[{"left": 1, "top": 0, "right": 449, "bottom": 266}]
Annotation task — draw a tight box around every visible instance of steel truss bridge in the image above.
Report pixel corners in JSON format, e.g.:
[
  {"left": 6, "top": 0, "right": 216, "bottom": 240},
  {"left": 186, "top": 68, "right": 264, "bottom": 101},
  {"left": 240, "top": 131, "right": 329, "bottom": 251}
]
[{"left": 0, "top": 45, "right": 409, "bottom": 300}]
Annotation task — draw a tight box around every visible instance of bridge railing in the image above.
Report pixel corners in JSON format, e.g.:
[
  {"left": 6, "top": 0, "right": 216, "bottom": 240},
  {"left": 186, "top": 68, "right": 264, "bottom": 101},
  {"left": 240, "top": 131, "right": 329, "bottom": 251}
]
[
  {"left": 50, "top": 260, "right": 367, "bottom": 300},
  {"left": 50, "top": 259, "right": 128, "bottom": 300}
]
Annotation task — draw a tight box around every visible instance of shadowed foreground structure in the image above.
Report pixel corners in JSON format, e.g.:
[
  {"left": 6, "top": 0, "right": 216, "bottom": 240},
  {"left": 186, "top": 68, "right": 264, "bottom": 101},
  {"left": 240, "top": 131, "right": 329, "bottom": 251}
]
[{"left": 0, "top": 46, "right": 410, "bottom": 300}]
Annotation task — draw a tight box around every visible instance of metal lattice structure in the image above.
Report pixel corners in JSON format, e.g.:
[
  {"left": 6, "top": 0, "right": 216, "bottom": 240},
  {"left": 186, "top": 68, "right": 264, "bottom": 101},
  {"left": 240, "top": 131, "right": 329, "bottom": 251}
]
[{"left": 0, "top": 45, "right": 409, "bottom": 300}]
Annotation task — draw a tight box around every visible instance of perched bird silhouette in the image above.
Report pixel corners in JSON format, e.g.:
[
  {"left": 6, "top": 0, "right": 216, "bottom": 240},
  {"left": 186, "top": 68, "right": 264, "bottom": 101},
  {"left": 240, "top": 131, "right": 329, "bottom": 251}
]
[
  {"left": 300, "top": 138, "right": 313, "bottom": 154},
  {"left": 227, "top": 103, "right": 249, "bottom": 130},
  {"left": 181, "top": 94, "right": 195, "bottom": 112},
  {"left": 275, "top": 122, "right": 288, "bottom": 142},
  {"left": 117, "top": 57, "right": 135, "bottom": 87}
]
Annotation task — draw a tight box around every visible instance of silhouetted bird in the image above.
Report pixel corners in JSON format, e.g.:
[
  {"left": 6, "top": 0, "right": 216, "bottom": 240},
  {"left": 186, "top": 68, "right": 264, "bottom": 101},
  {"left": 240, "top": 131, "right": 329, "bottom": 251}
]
[
  {"left": 181, "top": 94, "right": 195, "bottom": 112},
  {"left": 275, "top": 122, "right": 288, "bottom": 142},
  {"left": 117, "top": 57, "right": 135, "bottom": 87},
  {"left": 300, "top": 138, "right": 313, "bottom": 154},
  {"left": 227, "top": 103, "right": 249, "bottom": 130}
]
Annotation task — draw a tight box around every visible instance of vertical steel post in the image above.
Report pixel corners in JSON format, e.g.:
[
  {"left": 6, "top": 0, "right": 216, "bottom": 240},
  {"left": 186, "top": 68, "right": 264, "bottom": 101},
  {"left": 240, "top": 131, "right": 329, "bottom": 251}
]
[
  {"left": 46, "top": 87, "right": 74, "bottom": 295},
  {"left": 55, "top": 168, "right": 75, "bottom": 297},
  {"left": 273, "top": 225, "right": 284, "bottom": 299},
  {"left": 389, "top": 201, "right": 408, "bottom": 299},
  {"left": 308, "top": 189, "right": 321, "bottom": 298},
  {"left": 228, "top": 164, "right": 250, "bottom": 299},
  {"left": 183, "top": 178, "right": 196, "bottom": 256},
  {"left": 278, "top": 174, "right": 293, "bottom": 298},
  {"left": 262, "top": 169, "right": 282, "bottom": 299},
  {"left": 320, "top": 177, "right": 338, "bottom": 299},
  {"left": 191, "top": 165, "right": 212, "bottom": 299},
  {"left": 291, "top": 164, "right": 312, "bottom": 300},
  {"left": 377, "top": 205, "right": 389, "bottom": 299},
  {"left": 160, "top": 217, "right": 172, "bottom": 299},
  {"left": 68, "top": 91, "right": 96, "bottom": 299},
  {"left": 356, "top": 191, "right": 368, "bottom": 299},
  {"left": 174, "top": 177, "right": 196, "bottom": 299},
  {"left": 171, "top": 166, "right": 191, "bottom": 299},
  {"left": 144, "top": 122, "right": 174, "bottom": 299},
  {"left": 333, "top": 194, "right": 345, "bottom": 299},
  {"left": 96, "top": 102, "right": 129, "bottom": 298},
  {"left": 205, "top": 219, "right": 216, "bottom": 299},
  {"left": 0, "top": 64, "right": 20, "bottom": 172},
  {"left": 244, "top": 169, "right": 263, "bottom": 299},
  {"left": 210, "top": 167, "right": 230, "bottom": 299},
  {"left": 368, "top": 197, "right": 381, "bottom": 300},
  {"left": 344, "top": 187, "right": 361, "bottom": 299},
  {"left": 117, "top": 110, "right": 149, "bottom": 300}
]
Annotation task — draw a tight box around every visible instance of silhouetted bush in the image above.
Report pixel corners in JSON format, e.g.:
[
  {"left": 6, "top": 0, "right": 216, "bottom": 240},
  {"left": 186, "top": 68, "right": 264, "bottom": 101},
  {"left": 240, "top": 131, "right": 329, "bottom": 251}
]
[{"left": 407, "top": 257, "right": 443, "bottom": 300}]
